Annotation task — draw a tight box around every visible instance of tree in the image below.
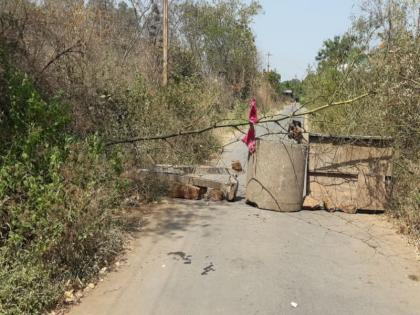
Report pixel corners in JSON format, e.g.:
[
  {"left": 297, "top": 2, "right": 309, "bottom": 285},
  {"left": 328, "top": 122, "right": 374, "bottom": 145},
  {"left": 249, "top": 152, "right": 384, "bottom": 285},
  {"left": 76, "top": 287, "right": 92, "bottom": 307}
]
[
  {"left": 178, "top": 0, "right": 261, "bottom": 98},
  {"left": 264, "top": 70, "right": 281, "bottom": 92},
  {"left": 315, "top": 34, "right": 361, "bottom": 68},
  {"left": 146, "top": 1, "right": 162, "bottom": 45},
  {"left": 279, "top": 79, "right": 303, "bottom": 100}
]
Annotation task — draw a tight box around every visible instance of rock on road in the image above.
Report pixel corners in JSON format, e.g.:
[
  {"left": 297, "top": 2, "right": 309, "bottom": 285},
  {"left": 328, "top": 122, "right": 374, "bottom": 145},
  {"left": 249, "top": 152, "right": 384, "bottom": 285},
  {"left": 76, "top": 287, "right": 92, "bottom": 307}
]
[{"left": 69, "top": 104, "right": 420, "bottom": 315}]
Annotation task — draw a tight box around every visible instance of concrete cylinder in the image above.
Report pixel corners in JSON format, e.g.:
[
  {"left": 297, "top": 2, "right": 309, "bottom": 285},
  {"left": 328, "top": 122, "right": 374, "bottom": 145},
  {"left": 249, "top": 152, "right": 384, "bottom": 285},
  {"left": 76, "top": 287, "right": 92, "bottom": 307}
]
[{"left": 246, "top": 139, "right": 307, "bottom": 212}]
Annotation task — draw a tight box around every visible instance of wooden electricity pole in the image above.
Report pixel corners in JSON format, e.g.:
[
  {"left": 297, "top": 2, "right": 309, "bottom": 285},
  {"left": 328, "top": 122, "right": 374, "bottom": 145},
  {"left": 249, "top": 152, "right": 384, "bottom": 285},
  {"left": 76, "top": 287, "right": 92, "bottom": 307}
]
[{"left": 162, "top": 0, "right": 169, "bottom": 86}]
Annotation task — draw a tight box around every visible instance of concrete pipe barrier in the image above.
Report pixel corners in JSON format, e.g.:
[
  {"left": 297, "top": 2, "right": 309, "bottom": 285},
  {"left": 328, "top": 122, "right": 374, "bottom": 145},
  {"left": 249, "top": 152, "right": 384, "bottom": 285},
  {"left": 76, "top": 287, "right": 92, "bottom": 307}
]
[{"left": 246, "top": 139, "right": 307, "bottom": 212}]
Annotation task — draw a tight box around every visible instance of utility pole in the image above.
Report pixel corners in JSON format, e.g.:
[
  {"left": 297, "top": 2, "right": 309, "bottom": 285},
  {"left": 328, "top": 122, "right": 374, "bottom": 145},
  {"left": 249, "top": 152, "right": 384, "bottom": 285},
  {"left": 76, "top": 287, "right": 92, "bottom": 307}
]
[
  {"left": 266, "top": 52, "right": 272, "bottom": 72},
  {"left": 162, "top": 0, "right": 169, "bottom": 86}
]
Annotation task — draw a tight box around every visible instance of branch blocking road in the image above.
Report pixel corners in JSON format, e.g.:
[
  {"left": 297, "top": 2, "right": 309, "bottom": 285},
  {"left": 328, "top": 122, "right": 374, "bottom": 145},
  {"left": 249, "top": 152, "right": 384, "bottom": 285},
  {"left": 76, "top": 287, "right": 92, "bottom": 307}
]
[{"left": 106, "top": 92, "right": 373, "bottom": 146}]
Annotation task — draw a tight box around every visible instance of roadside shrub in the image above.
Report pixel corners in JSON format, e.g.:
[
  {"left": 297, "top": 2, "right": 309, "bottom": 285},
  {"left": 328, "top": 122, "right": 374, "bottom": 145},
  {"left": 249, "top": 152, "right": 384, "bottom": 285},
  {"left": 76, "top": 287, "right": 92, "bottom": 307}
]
[
  {"left": 96, "top": 75, "right": 225, "bottom": 167},
  {"left": 0, "top": 63, "right": 128, "bottom": 315},
  {"left": 302, "top": 1, "right": 420, "bottom": 246}
]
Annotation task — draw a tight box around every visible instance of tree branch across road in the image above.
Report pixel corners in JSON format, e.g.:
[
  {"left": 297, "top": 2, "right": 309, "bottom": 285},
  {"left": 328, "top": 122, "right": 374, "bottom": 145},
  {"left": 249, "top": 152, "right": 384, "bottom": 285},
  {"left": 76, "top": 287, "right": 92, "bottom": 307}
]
[{"left": 105, "top": 92, "right": 373, "bottom": 146}]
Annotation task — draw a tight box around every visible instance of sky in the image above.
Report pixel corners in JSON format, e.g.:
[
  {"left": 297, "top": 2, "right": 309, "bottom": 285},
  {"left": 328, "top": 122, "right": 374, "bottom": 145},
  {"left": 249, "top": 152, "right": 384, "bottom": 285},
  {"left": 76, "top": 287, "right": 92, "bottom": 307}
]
[{"left": 251, "top": 0, "right": 358, "bottom": 81}]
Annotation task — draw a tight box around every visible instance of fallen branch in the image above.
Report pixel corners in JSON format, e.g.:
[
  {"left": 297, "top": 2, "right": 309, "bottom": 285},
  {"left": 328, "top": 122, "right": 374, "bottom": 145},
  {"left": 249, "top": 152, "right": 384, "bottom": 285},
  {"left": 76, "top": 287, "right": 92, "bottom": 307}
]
[
  {"left": 105, "top": 92, "right": 373, "bottom": 146},
  {"left": 297, "top": 92, "right": 372, "bottom": 116}
]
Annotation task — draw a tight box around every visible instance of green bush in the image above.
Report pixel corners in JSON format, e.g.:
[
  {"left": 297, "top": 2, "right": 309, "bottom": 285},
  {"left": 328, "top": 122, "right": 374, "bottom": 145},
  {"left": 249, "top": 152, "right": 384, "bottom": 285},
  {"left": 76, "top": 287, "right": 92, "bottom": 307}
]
[{"left": 0, "top": 62, "right": 127, "bottom": 315}]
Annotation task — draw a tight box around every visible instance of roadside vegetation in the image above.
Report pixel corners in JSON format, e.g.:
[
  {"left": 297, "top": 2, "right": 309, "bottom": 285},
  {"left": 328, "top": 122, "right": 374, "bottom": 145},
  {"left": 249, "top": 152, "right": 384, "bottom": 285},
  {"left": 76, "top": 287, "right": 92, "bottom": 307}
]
[{"left": 301, "top": 0, "right": 419, "bottom": 246}]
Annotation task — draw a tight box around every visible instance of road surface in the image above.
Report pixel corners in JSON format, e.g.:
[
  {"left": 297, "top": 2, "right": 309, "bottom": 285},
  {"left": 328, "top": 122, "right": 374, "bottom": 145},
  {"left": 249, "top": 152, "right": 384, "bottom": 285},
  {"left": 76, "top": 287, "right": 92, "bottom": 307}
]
[{"left": 68, "top": 104, "right": 420, "bottom": 315}]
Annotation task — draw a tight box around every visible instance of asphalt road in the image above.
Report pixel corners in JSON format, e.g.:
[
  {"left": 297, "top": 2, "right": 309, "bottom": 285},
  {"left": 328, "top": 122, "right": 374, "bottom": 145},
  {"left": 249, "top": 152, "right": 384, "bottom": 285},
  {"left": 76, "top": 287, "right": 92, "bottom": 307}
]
[{"left": 68, "top": 104, "right": 420, "bottom": 315}]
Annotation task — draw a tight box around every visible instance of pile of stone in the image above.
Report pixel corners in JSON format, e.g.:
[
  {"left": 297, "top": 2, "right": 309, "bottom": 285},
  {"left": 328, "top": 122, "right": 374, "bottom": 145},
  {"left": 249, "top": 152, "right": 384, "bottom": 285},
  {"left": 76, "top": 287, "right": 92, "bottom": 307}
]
[{"left": 127, "top": 164, "right": 240, "bottom": 202}]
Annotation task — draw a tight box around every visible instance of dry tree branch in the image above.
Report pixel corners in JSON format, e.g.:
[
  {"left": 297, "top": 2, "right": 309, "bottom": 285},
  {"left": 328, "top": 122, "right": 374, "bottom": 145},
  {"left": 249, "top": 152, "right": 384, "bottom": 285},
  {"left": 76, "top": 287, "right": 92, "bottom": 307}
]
[
  {"left": 123, "top": 0, "right": 158, "bottom": 61},
  {"left": 232, "top": 126, "right": 247, "bottom": 134},
  {"left": 105, "top": 92, "right": 373, "bottom": 146},
  {"left": 299, "top": 92, "right": 372, "bottom": 116},
  {"left": 293, "top": 58, "right": 359, "bottom": 116},
  {"left": 399, "top": 74, "right": 420, "bottom": 88},
  {"left": 40, "top": 40, "right": 83, "bottom": 74}
]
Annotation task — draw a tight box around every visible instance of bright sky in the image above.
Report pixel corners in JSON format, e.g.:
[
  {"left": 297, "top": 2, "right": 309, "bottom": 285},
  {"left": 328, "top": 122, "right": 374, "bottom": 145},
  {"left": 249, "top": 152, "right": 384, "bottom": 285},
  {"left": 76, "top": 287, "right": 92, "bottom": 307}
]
[{"left": 252, "top": 0, "right": 357, "bottom": 81}]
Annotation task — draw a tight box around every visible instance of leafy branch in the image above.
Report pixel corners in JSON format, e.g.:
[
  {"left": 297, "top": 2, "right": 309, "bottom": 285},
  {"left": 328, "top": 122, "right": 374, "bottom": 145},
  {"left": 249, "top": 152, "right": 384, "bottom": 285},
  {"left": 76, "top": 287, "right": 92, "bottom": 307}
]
[{"left": 105, "top": 92, "right": 373, "bottom": 146}]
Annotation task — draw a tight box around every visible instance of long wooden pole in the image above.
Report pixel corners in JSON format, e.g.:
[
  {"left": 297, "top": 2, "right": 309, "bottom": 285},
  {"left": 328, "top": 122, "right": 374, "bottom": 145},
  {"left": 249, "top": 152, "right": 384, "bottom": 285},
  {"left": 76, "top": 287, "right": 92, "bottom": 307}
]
[{"left": 162, "top": 0, "right": 169, "bottom": 86}]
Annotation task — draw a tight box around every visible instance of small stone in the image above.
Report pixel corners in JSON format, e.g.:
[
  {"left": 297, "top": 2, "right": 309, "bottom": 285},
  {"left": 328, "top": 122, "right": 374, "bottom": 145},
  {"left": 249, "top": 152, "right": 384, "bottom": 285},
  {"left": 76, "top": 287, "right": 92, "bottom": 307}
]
[
  {"left": 64, "top": 290, "right": 75, "bottom": 303},
  {"left": 231, "top": 160, "right": 243, "bottom": 172},
  {"left": 323, "top": 199, "right": 336, "bottom": 212},
  {"left": 207, "top": 188, "right": 224, "bottom": 201},
  {"left": 99, "top": 267, "right": 107, "bottom": 274},
  {"left": 302, "top": 195, "right": 322, "bottom": 210},
  {"left": 88, "top": 283, "right": 95, "bottom": 289},
  {"left": 75, "top": 290, "right": 84, "bottom": 299},
  {"left": 168, "top": 183, "right": 206, "bottom": 200}
]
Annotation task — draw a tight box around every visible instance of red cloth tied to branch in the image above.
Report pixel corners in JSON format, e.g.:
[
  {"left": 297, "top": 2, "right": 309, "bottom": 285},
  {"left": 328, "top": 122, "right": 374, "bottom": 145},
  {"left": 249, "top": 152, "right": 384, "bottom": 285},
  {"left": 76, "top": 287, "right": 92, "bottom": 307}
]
[
  {"left": 248, "top": 98, "right": 258, "bottom": 124},
  {"left": 242, "top": 98, "right": 258, "bottom": 153}
]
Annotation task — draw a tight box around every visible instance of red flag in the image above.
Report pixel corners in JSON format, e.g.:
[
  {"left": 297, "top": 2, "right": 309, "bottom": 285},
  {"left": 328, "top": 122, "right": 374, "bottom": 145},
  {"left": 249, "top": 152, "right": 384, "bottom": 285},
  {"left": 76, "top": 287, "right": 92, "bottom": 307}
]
[{"left": 242, "top": 98, "right": 258, "bottom": 153}]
